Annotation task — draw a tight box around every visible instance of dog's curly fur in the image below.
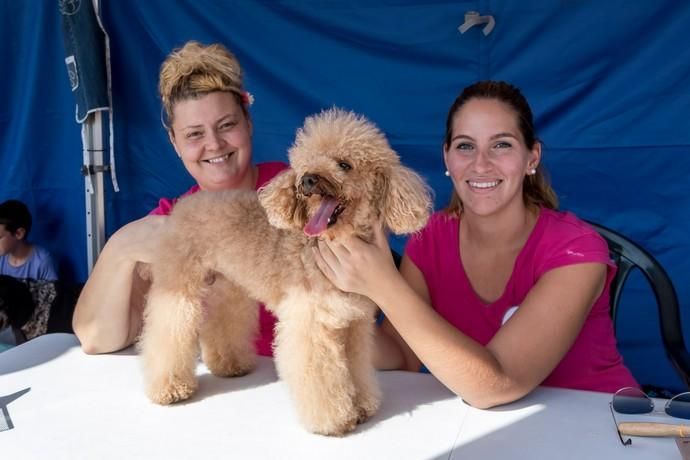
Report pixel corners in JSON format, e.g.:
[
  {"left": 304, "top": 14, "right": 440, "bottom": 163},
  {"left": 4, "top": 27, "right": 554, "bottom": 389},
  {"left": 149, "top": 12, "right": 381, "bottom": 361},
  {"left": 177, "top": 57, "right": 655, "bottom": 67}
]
[{"left": 139, "top": 108, "right": 432, "bottom": 435}]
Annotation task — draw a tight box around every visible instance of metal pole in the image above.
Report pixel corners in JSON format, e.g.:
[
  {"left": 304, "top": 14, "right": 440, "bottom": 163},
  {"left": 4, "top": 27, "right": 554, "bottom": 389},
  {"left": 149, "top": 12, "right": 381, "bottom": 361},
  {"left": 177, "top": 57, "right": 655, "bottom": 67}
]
[{"left": 82, "top": 111, "right": 106, "bottom": 273}]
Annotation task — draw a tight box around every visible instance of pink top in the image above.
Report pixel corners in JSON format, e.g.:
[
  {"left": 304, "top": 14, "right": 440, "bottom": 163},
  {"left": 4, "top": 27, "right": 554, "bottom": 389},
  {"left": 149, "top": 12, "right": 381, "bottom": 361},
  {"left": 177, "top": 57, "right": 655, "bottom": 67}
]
[
  {"left": 149, "top": 161, "right": 289, "bottom": 357},
  {"left": 406, "top": 207, "right": 638, "bottom": 393}
]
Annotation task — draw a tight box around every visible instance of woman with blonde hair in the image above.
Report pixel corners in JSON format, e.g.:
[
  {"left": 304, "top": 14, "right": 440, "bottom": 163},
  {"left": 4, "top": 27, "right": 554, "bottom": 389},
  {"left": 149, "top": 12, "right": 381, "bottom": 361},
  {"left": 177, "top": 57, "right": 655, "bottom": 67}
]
[
  {"left": 314, "top": 81, "right": 637, "bottom": 408},
  {"left": 73, "top": 41, "right": 287, "bottom": 354}
]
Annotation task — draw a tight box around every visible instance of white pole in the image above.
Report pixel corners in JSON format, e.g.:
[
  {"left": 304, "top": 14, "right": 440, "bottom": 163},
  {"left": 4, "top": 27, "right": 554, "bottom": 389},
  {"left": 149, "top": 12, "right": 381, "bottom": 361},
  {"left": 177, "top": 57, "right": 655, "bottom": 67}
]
[{"left": 82, "top": 111, "right": 106, "bottom": 273}]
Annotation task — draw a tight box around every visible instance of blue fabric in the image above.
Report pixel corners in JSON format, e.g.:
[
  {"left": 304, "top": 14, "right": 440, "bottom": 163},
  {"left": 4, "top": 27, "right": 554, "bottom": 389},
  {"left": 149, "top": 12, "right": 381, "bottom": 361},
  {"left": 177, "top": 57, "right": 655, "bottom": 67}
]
[
  {"left": 1, "top": 0, "right": 689, "bottom": 391},
  {"left": 0, "top": 0, "right": 87, "bottom": 283},
  {"left": 60, "top": 0, "right": 109, "bottom": 122}
]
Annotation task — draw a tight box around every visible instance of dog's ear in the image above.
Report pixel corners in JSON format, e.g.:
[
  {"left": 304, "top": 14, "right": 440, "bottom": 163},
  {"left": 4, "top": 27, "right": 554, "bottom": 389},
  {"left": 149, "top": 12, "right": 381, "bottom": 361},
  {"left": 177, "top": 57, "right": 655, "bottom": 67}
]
[
  {"left": 380, "top": 165, "right": 433, "bottom": 235},
  {"left": 258, "top": 169, "right": 301, "bottom": 230}
]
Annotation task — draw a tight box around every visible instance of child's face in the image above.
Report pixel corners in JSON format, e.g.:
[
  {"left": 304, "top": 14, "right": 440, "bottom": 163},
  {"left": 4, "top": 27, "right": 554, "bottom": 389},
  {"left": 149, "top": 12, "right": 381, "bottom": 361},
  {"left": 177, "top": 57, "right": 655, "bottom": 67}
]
[{"left": 0, "top": 224, "right": 21, "bottom": 256}]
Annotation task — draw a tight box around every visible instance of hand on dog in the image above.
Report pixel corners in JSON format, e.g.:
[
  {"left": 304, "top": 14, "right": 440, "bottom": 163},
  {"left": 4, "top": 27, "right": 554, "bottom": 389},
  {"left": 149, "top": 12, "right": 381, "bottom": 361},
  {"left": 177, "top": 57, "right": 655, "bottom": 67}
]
[{"left": 314, "top": 223, "right": 399, "bottom": 300}]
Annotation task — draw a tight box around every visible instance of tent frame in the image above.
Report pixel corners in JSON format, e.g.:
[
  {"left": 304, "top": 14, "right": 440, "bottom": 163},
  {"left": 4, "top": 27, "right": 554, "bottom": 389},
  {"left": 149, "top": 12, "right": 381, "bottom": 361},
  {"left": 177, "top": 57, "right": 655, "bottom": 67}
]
[{"left": 82, "top": 111, "right": 106, "bottom": 273}]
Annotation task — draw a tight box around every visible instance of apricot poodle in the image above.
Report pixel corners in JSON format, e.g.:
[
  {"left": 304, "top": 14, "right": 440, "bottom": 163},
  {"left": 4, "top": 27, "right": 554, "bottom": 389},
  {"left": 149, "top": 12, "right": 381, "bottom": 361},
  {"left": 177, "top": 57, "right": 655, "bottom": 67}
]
[{"left": 139, "top": 108, "right": 432, "bottom": 435}]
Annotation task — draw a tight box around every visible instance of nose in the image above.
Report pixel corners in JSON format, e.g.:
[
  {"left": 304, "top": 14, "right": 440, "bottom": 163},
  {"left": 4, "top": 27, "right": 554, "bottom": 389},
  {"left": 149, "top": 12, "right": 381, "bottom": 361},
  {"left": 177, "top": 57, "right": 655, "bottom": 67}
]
[
  {"left": 300, "top": 174, "right": 320, "bottom": 194},
  {"left": 206, "top": 130, "right": 225, "bottom": 151},
  {"left": 473, "top": 148, "right": 492, "bottom": 171}
]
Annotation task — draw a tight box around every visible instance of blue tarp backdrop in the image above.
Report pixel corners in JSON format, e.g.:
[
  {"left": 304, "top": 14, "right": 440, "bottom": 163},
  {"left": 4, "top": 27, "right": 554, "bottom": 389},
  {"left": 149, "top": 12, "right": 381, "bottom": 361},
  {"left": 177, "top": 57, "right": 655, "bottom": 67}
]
[{"left": 1, "top": 0, "right": 689, "bottom": 391}]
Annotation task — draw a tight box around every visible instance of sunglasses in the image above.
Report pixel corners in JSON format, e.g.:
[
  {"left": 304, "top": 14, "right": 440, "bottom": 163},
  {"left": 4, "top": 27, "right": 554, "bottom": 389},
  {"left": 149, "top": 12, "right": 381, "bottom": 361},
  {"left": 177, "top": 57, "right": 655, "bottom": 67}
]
[{"left": 610, "top": 387, "right": 690, "bottom": 445}]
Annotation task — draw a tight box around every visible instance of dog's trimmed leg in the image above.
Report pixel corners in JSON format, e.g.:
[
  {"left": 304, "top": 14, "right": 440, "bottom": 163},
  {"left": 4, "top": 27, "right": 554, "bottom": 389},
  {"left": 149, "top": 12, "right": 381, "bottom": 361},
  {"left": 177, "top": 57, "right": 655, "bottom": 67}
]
[
  {"left": 200, "top": 277, "right": 258, "bottom": 377},
  {"left": 139, "top": 286, "right": 202, "bottom": 405},
  {"left": 274, "top": 304, "right": 359, "bottom": 436},
  {"left": 347, "top": 318, "right": 381, "bottom": 423}
]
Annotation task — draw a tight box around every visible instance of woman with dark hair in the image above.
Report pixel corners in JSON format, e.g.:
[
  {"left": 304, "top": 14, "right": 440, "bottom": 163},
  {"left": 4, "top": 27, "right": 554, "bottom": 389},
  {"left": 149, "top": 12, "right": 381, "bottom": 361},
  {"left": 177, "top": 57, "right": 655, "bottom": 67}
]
[{"left": 314, "top": 81, "right": 637, "bottom": 408}]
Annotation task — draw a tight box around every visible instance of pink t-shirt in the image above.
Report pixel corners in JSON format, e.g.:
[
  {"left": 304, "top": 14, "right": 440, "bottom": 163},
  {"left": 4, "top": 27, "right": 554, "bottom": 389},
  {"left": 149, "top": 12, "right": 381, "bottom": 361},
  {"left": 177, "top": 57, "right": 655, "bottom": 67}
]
[
  {"left": 149, "top": 161, "right": 289, "bottom": 357},
  {"left": 406, "top": 207, "right": 638, "bottom": 393}
]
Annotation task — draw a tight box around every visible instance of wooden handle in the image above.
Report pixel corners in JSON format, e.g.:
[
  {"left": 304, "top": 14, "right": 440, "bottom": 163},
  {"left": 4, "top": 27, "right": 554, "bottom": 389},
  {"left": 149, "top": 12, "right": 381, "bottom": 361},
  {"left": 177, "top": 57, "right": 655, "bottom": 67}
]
[{"left": 618, "top": 422, "right": 690, "bottom": 438}]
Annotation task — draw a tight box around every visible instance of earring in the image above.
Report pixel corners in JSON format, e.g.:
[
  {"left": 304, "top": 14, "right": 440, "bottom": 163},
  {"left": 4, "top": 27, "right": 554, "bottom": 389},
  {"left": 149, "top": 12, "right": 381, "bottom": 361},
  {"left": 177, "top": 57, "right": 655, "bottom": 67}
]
[
  {"left": 445, "top": 170, "right": 450, "bottom": 177},
  {"left": 530, "top": 168, "right": 536, "bottom": 175}
]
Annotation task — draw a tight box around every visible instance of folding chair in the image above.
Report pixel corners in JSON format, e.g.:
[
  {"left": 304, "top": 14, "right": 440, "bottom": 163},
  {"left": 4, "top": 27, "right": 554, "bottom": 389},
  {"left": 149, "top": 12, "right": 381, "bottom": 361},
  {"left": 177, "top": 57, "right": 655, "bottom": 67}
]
[{"left": 588, "top": 221, "right": 690, "bottom": 389}]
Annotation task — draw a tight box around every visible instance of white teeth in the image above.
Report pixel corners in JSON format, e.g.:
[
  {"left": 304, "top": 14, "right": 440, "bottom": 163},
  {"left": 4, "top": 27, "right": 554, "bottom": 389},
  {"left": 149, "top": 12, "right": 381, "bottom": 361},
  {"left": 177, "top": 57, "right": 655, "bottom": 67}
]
[
  {"left": 206, "top": 153, "right": 230, "bottom": 164},
  {"left": 468, "top": 180, "right": 500, "bottom": 189}
]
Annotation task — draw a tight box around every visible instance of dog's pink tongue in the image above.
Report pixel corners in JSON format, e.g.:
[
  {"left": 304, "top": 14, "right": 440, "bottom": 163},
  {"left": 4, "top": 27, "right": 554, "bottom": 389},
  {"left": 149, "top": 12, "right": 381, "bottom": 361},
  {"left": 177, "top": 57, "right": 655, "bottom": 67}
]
[{"left": 304, "top": 198, "right": 339, "bottom": 236}]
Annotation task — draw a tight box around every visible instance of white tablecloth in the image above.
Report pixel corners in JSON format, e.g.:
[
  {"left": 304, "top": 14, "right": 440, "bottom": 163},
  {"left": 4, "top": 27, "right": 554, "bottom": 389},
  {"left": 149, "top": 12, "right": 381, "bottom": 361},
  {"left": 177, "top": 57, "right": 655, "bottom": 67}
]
[{"left": 0, "top": 334, "right": 679, "bottom": 459}]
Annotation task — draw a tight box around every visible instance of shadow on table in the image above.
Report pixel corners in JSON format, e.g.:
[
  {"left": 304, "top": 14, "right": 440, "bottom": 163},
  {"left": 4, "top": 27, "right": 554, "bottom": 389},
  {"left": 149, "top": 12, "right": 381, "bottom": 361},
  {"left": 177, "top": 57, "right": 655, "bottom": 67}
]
[
  {"left": 357, "top": 369, "right": 457, "bottom": 434},
  {"left": 429, "top": 387, "right": 669, "bottom": 460},
  {"left": 188, "top": 361, "right": 280, "bottom": 403},
  {"left": 134, "top": 356, "right": 280, "bottom": 405},
  {"left": 152, "top": 363, "right": 457, "bottom": 432},
  {"left": 0, "top": 333, "right": 79, "bottom": 376},
  {"left": 112, "top": 345, "right": 137, "bottom": 357}
]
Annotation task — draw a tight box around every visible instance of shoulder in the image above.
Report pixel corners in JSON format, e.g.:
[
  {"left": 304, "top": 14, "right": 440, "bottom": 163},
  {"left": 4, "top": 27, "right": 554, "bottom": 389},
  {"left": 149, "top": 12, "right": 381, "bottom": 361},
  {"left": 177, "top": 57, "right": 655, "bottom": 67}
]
[
  {"left": 29, "top": 245, "right": 58, "bottom": 280},
  {"left": 149, "top": 185, "right": 201, "bottom": 216},
  {"left": 256, "top": 162, "right": 290, "bottom": 189},
  {"left": 406, "top": 211, "right": 457, "bottom": 265},
  {"left": 0, "top": 254, "right": 8, "bottom": 273},
  {"left": 532, "top": 208, "right": 611, "bottom": 273},
  {"left": 538, "top": 208, "right": 607, "bottom": 249},
  {"left": 31, "top": 245, "right": 54, "bottom": 260},
  {"left": 409, "top": 211, "right": 456, "bottom": 243}
]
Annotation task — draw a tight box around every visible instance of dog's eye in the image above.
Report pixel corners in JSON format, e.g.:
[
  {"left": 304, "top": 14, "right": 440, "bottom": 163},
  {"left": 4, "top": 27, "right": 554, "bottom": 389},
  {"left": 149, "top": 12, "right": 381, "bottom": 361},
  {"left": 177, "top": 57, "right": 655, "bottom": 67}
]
[{"left": 337, "top": 161, "right": 352, "bottom": 171}]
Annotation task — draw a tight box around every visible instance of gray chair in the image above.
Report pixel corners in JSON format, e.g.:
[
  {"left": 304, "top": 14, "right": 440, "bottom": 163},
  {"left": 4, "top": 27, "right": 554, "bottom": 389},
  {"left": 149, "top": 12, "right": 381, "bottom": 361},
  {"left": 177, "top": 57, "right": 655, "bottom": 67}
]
[{"left": 588, "top": 221, "right": 690, "bottom": 389}]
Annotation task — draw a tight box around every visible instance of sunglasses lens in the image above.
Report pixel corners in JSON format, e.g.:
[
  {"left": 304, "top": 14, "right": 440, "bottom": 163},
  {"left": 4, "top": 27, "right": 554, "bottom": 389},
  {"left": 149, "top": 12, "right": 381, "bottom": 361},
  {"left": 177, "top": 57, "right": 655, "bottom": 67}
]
[
  {"left": 667, "top": 393, "right": 690, "bottom": 420},
  {"left": 612, "top": 387, "right": 653, "bottom": 414}
]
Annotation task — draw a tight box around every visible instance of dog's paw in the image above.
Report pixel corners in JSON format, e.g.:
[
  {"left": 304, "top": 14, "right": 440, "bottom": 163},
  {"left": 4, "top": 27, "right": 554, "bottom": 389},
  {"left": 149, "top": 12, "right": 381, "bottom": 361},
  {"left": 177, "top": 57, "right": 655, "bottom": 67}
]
[
  {"left": 356, "top": 392, "right": 381, "bottom": 423},
  {"left": 147, "top": 378, "right": 198, "bottom": 405},
  {"left": 356, "top": 400, "right": 379, "bottom": 424},
  {"left": 204, "top": 350, "right": 256, "bottom": 378},
  {"left": 299, "top": 401, "right": 360, "bottom": 436},
  {"left": 307, "top": 414, "right": 359, "bottom": 437}
]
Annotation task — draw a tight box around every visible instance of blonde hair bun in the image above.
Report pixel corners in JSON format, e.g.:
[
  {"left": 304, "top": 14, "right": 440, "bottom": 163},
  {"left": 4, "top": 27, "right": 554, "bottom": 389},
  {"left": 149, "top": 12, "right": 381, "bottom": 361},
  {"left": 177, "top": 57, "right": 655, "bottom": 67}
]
[{"left": 159, "top": 40, "right": 245, "bottom": 125}]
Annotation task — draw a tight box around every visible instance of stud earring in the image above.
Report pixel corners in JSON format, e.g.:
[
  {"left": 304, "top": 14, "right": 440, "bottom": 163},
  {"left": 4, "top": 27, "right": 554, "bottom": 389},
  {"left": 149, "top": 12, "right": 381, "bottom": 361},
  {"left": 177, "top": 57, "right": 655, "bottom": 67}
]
[
  {"left": 530, "top": 168, "right": 536, "bottom": 175},
  {"left": 445, "top": 170, "right": 450, "bottom": 177}
]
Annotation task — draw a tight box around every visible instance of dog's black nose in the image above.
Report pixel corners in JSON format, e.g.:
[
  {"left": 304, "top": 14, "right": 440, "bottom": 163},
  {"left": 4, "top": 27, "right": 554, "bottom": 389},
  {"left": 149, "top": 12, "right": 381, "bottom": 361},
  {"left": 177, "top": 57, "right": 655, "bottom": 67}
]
[{"left": 300, "top": 174, "right": 320, "bottom": 194}]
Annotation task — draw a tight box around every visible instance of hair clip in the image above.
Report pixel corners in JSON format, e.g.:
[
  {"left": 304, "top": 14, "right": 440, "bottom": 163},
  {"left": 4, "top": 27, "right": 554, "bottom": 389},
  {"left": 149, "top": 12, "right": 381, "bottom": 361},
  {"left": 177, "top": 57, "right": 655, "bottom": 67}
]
[{"left": 241, "top": 91, "right": 255, "bottom": 106}]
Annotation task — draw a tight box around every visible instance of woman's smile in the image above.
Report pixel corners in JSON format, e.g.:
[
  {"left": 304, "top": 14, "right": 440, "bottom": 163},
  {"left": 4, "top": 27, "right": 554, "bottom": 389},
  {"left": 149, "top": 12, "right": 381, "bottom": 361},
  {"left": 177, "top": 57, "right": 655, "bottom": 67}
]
[
  {"left": 203, "top": 152, "right": 234, "bottom": 164},
  {"left": 467, "top": 179, "right": 502, "bottom": 191}
]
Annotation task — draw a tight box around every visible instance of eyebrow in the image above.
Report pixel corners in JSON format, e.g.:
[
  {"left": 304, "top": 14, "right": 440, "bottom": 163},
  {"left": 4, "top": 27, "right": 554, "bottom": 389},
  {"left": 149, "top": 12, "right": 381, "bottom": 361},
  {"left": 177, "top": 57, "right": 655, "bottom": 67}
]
[
  {"left": 179, "top": 114, "right": 237, "bottom": 131},
  {"left": 491, "top": 132, "right": 519, "bottom": 140},
  {"left": 450, "top": 132, "right": 519, "bottom": 142}
]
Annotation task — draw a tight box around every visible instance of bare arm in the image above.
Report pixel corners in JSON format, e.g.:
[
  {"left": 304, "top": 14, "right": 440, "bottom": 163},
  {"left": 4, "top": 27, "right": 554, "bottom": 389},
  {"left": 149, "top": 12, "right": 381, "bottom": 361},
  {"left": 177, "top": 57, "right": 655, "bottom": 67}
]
[
  {"left": 314, "top": 226, "right": 606, "bottom": 408},
  {"left": 372, "top": 319, "right": 407, "bottom": 370},
  {"left": 371, "top": 256, "right": 428, "bottom": 372},
  {"left": 72, "top": 215, "right": 165, "bottom": 354}
]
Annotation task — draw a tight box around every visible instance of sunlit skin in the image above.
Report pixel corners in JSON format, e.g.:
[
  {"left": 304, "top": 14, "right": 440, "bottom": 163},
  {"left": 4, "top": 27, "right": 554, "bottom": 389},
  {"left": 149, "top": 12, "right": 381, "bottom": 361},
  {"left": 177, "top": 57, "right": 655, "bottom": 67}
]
[
  {"left": 73, "top": 91, "right": 261, "bottom": 354},
  {"left": 169, "top": 91, "right": 257, "bottom": 192},
  {"left": 311, "top": 94, "right": 609, "bottom": 408},
  {"left": 443, "top": 98, "right": 540, "bottom": 220}
]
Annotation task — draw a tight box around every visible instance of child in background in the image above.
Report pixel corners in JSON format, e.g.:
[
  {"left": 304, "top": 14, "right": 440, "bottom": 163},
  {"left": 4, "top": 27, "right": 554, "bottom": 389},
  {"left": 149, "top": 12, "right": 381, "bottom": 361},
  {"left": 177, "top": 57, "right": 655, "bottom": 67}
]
[
  {"left": 0, "top": 199, "right": 58, "bottom": 281},
  {"left": 0, "top": 199, "right": 58, "bottom": 348}
]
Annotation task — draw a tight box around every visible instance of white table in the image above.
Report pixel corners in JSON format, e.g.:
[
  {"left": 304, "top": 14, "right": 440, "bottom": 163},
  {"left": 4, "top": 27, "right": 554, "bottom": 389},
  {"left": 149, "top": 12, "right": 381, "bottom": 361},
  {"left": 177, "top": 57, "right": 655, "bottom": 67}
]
[{"left": 0, "top": 334, "right": 680, "bottom": 459}]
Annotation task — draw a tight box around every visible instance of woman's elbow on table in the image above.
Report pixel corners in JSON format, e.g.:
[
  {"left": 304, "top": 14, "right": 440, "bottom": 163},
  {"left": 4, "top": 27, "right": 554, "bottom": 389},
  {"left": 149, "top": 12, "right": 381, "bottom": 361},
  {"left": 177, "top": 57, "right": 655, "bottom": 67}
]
[
  {"left": 72, "top": 318, "right": 131, "bottom": 355},
  {"left": 73, "top": 328, "right": 110, "bottom": 355},
  {"left": 72, "top": 326, "right": 104, "bottom": 354},
  {"left": 462, "top": 387, "right": 532, "bottom": 410},
  {"left": 447, "top": 374, "right": 536, "bottom": 410}
]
